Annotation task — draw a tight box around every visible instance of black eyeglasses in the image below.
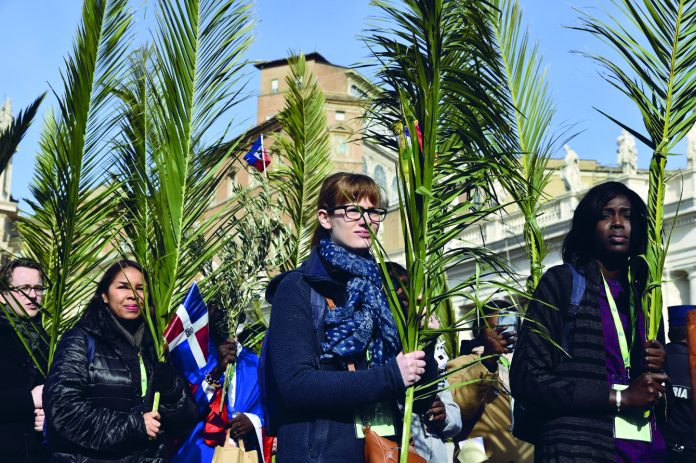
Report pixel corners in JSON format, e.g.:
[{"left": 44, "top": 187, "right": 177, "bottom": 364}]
[
  {"left": 328, "top": 205, "right": 388, "bottom": 223},
  {"left": 10, "top": 285, "right": 46, "bottom": 296}
]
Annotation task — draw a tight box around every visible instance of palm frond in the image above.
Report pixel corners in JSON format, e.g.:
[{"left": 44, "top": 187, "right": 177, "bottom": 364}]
[
  {"left": 0, "top": 94, "right": 46, "bottom": 176},
  {"left": 574, "top": 0, "right": 696, "bottom": 339},
  {"left": 18, "top": 0, "right": 133, "bottom": 368},
  {"left": 364, "top": 1, "right": 517, "bottom": 458},
  {"left": 269, "top": 52, "right": 333, "bottom": 271},
  {"left": 489, "top": 0, "right": 572, "bottom": 294},
  {"left": 113, "top": 0, "right": 254, "bottom": 359}
]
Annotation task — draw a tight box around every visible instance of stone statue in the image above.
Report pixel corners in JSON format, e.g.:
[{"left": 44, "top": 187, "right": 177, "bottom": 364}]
[
  {"left": 0, "top": 98, "right": 12, "bottom": 132},
  {"left": 688, "top": 122, "right": 696, "bottom": 170},
  {"left": 561, "top": 144, "right": 585, "bottom": 193},
  {"left": 617, "top": 129, "right": 638, "bottom": 175}
]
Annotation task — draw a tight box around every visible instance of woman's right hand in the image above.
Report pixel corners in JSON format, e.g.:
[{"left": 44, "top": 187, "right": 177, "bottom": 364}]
[
  {"left": 621, "top": 372, "right": 669, "bottom": 409},
  {"left": 143, "top": 411, "right": 161, "bottom": 438},
  {"left": 396, "top": 351, "right": 426, "bottom": 387}
]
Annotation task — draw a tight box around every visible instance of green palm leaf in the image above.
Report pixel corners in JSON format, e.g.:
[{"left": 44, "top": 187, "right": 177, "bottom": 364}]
[
  {"left": 112, "top": 0, "right": 254, "bottom": 362},
  {"left": 18, "top": 0, "right": 133, "bottom": 368},
  {"left": 574, "top": 0, "right": 696, "bottom": 339},
  {"left": 365, "top": 1, "right": 516, "bottom": 458},
  {"left": 0, "top": 94, "right": 45, "bottom": 177},
  {"left": 269, "top": 52, "right": 333, "bottom": 271},
  {"left": 489, "top": 0, "right": 572, "bottom": 295}
]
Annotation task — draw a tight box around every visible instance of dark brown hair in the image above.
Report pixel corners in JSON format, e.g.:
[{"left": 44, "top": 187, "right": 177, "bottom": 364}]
[
  {"left": 0, "top": 258, "right": 45, "bottom": 291},
  {"left": 83, "top": 259, "right": 152, "bottom": 317},
  {"left": 310, "top": 172, "right": 382, "bottom": 247}
]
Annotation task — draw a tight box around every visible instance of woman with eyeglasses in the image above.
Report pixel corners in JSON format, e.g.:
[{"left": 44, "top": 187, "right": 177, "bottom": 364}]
[
  {"left": 263, "top": 172, "right": 429, "bottom": 462},
  {"left": 43, "top": 260, "right": 195, "bottom": 462}
]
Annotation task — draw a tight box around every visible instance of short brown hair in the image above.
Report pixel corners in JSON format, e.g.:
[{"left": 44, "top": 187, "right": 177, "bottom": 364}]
[
  {"left": 0, "top": 258, "right": 45, "bottom": 292},
  {"left": 311, "top": 172, "right": 382, "bottom": 247}
]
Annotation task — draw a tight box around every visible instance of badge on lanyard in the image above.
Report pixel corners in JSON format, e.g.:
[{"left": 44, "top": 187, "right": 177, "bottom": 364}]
[
  {"left": 355, "top": 400, "right": 396, "bottom": 438},
  {"left": 602, "top": 275, "right": 651, "bottom": 442},
  {"left": 612, "top": 384, "right": 652, "bottom": 441}
]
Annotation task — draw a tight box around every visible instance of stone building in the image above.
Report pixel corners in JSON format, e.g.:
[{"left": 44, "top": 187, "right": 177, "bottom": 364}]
[
  {"left": 0, "top": 98, "right": 21, "bottom": 260},
  {"left": 446, "top": 128, "right": 696, "bottom": 337},
  {"left": 211, "top": 52, "right": 403, "bottom": 255}
]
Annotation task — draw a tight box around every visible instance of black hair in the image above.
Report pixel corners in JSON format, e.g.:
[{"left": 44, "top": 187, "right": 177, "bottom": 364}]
[
  {"left": 385, "top": 261, "right": 407, "bottom": 283},
  {"left": 562, "top": 181, "right": 647, "bottom": 266},
  {"left": 0, "top": 258, "right": 45, "bottom": 292},
  {"left": 83, "top": 260, "right": 151, "bottom": 317}
]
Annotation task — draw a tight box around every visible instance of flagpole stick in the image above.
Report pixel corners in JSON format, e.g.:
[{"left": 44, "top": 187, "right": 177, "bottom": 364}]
[{"left": 262, "top": 133, "right": 268, "bottom": 179}]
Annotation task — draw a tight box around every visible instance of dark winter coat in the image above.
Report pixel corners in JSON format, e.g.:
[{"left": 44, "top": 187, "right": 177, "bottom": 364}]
[
  {"left": 43, "top": 306, "right": 196, "bottom": 463},
  {"left": 0, "top": 314, "right": 49, "bottom": 463},
  {"left": 510, "top": 262, "right": 659, "bottom": 463},
  {"left": 264, "top": 248, "right": 408, "bottom": 463}
]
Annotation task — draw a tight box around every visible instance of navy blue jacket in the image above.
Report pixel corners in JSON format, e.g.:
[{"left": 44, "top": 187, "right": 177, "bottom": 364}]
[{"left": 264, "top": 248, "right": 406, "bottom": 462}]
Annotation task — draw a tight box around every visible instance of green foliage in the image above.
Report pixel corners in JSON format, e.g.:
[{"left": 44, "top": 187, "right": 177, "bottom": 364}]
[
  {"left": 489, "top": 0, "right": 571, "bottom": 296},
  {"left": 18, "top": 0, "right": 133, "bottom": 368},
  {"left": 111, "top": 0, "right": 255, "bottom": 360},
  {"left": 365, "top": 0, "right": 518, "bottom": 458},
  {"left": 199, "top": 177, "right": 288, "bottom": 339},
  {"left": 270, "top": 52, "right": 333, "bottom": 271},
  {"left": 0, "top": 94, "right": 45, "bottom": 178},
  {"left": 574, "top": 0, "right": 696, "bottom": 339}
]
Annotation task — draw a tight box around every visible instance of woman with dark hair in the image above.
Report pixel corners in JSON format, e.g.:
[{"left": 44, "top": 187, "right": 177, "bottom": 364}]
[
  {"left": 44, "top": 260, "right": 195, "bottom": 462},
  {"left": 263, "top": 172, "right": 429, "bottom": 462},
  {"left": 510, "top": 181, "right": 668, "bottom": 462}
]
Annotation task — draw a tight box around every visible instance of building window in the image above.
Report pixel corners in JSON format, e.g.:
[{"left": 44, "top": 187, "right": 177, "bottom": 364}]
[
  {"left": 270, "top": 79, "right": 279, "bottom": 94},
  {"left": 349, "top": 84, "right": 367, "bottom": 99},
  {"left": 374, "top": 165, "right": 388, "bottom": 207},
  {"left": 334, "top": 135, "right": 348, "bottom": 155},
  {"left": 362, "top": 158, "right": 369, "bottom": 174},
  {"left": 335, "top": 111, "right": 345, "bottom": 121},
  {"left": 391, "top": 176, "right": 399, "bottom": 203}
]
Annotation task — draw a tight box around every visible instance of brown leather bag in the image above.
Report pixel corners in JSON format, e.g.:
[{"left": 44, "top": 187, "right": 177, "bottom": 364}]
[
  {"left": 324, "top": 297, "right": 426, "bottom": 463},
  {"left": 363, "top": 425, "right": 427, "bottom": 463}
]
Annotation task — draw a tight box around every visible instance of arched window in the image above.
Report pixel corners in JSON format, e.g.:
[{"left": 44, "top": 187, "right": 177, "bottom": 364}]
[
  {"left": 362, "top": 158, "right": 369, "bottom": 174},
  {"left": 374, "top": 164, "right": 388, "bottom": 207},
  {"left": 391, "top": 176, "right": 399, "bottom": 204}
]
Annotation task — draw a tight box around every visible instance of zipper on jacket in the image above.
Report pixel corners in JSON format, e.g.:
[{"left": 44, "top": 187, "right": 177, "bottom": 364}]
[{"left": 138, "top": 351, "right": 147, "bottom": 398}]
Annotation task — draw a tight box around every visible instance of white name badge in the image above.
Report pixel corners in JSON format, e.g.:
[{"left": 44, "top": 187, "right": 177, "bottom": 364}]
[
  {"left": 613, "top": 384, "right": 652, "bottom": 442},
  {"left": 355, "top": 400, "right": 396, "bottom": 438}
]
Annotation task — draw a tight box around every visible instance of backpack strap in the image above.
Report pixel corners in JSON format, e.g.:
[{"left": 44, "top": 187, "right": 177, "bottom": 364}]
[
  {"left": 310, "top": 287, "right": 327, "bottom": 331},
  {"left": 562, "top": 264, "right": 586, "bottom": 354},
  {"left": 85, "top": 332, "right": 95, "bottom": 365}
]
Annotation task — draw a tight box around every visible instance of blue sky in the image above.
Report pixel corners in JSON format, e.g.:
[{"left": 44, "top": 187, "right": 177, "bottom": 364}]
[{"left": 1, "top": 1, "right": 686, "bottom": 210}]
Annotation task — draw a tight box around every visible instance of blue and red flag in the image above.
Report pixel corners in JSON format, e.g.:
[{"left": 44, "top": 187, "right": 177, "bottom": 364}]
[
  {"left": 243, "top": 135, "right": 271, "bottom": 172},
  {"left": 163, "top": 283, "right": 215, "bottom": 409}
]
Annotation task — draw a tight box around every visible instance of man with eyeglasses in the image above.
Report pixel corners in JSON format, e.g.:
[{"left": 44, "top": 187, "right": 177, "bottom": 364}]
[{"left": 0, "top": 258, "right": 49, "bottom": 462}]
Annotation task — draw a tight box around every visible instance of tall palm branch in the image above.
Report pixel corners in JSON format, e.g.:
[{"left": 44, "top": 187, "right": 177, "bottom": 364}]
[
  {"left": 270, "top": 52, "right": 332, "bottom": 271},
  {"left": 489, "top": 0, "right": 570, "bottom": 295},
  {"left": 110, "top": 0, "right": 254, "bottom": 371},
  {"left": 574, "top": 0, "right": 696, "bottom": 339},
  {"left": 0, "top": 94, "right": 45, "bottom": 177},
  {"left": 17, "top": 0, "right": 133, "bottom": 369},
  {"left": 365, "top": 0, "right": 516, "bottom": 457}
]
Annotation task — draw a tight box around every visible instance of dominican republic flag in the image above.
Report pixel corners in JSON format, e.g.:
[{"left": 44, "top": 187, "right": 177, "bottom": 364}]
[
  {"left": 163, "top": 283, "right": 215, "bottom": 408},
  {"left": 243, "top": 135, "right": 271, "bottom": 172}
]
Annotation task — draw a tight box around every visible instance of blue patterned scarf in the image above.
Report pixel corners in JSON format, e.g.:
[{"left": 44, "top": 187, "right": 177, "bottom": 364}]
[{"left": 318, "top": 238, "right": 401, "bottom": 366}]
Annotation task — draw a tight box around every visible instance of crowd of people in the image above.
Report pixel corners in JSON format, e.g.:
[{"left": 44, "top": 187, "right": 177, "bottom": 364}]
[{"left": 1, "top": 173, "right": 695, "bottom": 463}]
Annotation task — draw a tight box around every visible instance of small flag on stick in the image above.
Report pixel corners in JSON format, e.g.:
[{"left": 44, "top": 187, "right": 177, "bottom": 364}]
[{"left": 243, "top": 135, "right": 271, "bottom": 172}]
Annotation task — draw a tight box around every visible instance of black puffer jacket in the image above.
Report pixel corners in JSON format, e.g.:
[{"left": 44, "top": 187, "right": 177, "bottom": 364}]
[
  {"left": 43, "top": 307, "right": 195, "bottom": 462},
  {"left": 0, "top": 315, "right": 49, "bottom": 463}
]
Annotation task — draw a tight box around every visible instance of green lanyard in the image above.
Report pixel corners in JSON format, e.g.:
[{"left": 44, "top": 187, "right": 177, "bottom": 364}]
[
  {"left": 138, "top": 352, "right": 147, "bottom": 398},
  {"left": 601, "top": 274, "right": 636, "bottom": 375}
]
